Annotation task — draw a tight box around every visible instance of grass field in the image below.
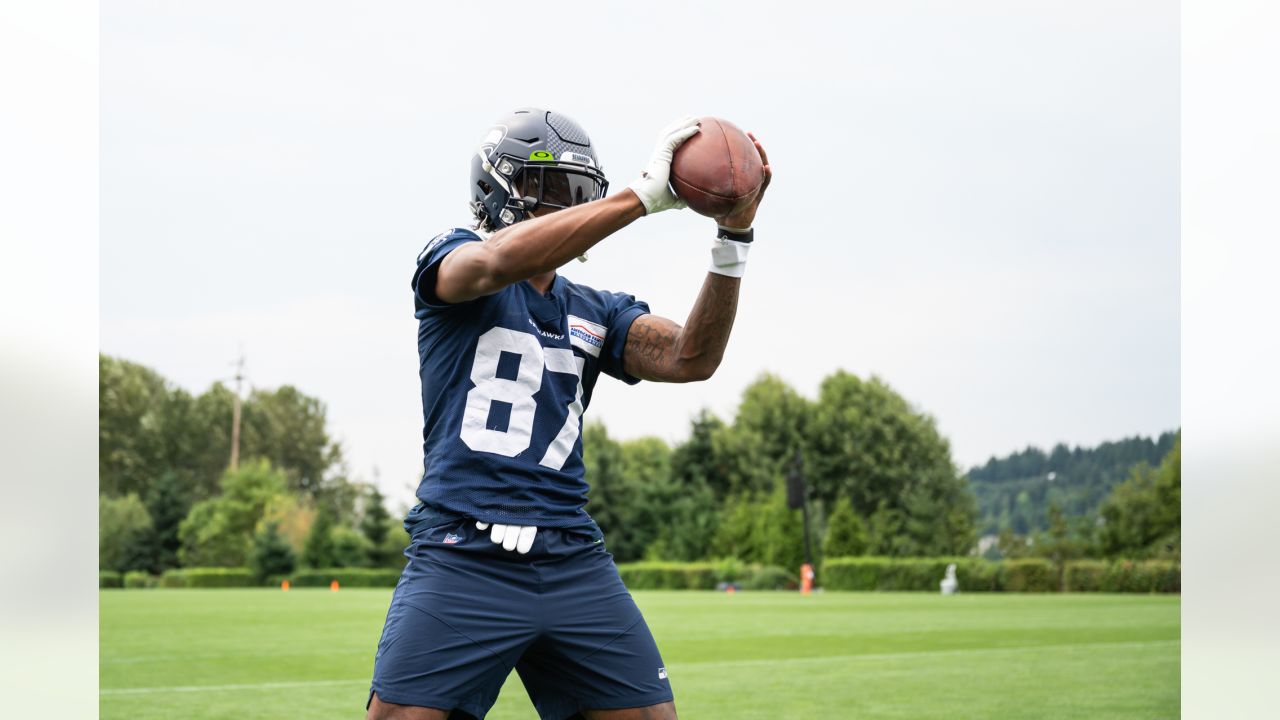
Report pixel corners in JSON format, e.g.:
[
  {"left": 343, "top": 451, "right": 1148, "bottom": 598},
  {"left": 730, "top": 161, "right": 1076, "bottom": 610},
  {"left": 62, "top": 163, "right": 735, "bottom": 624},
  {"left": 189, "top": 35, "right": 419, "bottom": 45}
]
[{"left": 101, "top": 589, "right": 1179, "bottom": 719}]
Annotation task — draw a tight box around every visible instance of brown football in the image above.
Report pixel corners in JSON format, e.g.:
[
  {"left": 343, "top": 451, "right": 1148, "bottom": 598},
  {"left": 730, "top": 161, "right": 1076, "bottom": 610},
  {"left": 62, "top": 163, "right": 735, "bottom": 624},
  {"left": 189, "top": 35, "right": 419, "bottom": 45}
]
[{"left": 670, "top": 117, "right": 763, "bottom": 218}]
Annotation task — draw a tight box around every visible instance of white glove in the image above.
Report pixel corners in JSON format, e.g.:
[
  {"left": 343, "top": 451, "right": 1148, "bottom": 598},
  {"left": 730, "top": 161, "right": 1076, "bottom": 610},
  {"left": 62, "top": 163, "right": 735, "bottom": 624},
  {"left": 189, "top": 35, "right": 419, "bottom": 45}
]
[
  {"left": 475, "top": 521, "right": 537, "bottom": 554},
  {"left": 628, "top": 115, "right": 701, "bottom": 215}
]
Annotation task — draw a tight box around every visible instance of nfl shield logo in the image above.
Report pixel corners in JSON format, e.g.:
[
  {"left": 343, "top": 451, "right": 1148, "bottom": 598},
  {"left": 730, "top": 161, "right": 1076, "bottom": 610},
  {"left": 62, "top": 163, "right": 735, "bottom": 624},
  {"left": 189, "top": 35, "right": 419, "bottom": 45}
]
[{"left": 443, "top": 533, "right": 461, "bottom": 544}]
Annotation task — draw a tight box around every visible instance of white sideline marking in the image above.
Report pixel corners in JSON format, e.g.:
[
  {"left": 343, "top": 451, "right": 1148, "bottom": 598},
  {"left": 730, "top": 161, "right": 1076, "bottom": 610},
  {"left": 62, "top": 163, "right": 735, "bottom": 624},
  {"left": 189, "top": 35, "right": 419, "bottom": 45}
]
[
  {"left": 100, "top": 639, "right": 1178, "bottom": 696},
  {"left": 101, "top": 679, "right": 367, "bottom": 696}
]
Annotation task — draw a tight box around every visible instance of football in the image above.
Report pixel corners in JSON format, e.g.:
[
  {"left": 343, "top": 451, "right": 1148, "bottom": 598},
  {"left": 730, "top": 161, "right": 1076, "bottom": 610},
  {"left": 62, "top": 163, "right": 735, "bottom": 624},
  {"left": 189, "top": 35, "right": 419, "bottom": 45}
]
[{"left": 670, "top": 117, "right": 764, "bottom": 219}]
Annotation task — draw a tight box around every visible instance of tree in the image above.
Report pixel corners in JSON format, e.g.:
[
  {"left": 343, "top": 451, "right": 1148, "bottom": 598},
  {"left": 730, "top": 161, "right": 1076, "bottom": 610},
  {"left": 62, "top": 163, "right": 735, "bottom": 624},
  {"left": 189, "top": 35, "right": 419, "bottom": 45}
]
[
  {"left": 823, "top": 498, "right": 867, "bottom": 558},
  {"left": 139, "top": 469, "right": 194, "bottom": 573},
  {"left": 99, "top": 493, "right": 153, "bottom": 572},
  {"left": 732, "top": 373, "right": 812, "bottom": 476},
  {"left": 360, "top": 485, "right": 398, "bottom": 566},
  {"left": 302, "top": 504, "right": 338, "bottom": 568},
  {"left": 807, "top": 371, "right": 976, "bottom": 555},
  {"left": 178, "top": 460, "right": 289, "bottom": 567},
  {"left": 711, "top": 487, "right": 809, "bottom": 571},
  {"left": 1096, "top": 438, "right": 1180, "bottom": 558},
  {"left": 249, "top": 520, "right": 296, "bottom": 583},
  {"left": 240, "top": 385, "right": 343, "bottom": 497},
  {"left": 330, "top": 527, "right": 373, "bottom": 567}
]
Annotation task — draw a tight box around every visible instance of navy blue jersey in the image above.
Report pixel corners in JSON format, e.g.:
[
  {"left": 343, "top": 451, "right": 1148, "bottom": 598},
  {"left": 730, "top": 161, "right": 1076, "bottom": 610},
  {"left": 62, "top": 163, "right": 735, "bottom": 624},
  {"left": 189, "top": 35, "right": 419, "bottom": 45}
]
[{"left": 410, "top": 227, "right": 649, "bottom": 531}]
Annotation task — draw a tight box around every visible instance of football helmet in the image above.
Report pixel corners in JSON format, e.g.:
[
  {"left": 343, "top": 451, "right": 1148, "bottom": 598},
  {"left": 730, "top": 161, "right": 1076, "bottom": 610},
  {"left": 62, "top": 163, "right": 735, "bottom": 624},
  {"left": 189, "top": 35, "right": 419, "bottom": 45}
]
[{"left": 469, "top": 108, "right": 609, "bottom": 231}]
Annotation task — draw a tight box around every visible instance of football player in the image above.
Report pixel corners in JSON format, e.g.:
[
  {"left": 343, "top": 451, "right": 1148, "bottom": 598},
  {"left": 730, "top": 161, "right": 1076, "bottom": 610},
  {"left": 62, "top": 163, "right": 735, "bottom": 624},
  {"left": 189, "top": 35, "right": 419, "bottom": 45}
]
[{"left": 366, "top": 108, "right": 770, "bottom": 720}]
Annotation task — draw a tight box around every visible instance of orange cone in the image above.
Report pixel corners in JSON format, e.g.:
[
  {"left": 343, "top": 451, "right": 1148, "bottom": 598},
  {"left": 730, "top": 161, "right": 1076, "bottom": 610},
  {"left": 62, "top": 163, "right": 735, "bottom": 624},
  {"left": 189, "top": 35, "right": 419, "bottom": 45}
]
[
  {"left": 281, "top": 580, "right": 290, "bottom": 592},
  {"left": 330, "top": 579, "right": 340, "bottom": 592}
]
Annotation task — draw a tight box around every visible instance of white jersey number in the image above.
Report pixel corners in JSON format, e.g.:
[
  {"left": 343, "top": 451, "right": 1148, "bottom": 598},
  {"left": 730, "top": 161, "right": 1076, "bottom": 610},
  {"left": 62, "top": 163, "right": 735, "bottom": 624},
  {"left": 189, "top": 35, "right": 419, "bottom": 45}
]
[{"left": 460, "top": 327, "right": 585, "bottom": 470}]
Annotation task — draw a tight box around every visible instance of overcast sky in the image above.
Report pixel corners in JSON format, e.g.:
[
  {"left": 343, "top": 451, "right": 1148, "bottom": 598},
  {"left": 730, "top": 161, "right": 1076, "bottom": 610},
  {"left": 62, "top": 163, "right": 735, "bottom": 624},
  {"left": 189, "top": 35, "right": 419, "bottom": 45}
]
[{"left": 100, "top": 0, "right": 1179, "bottom": 505}]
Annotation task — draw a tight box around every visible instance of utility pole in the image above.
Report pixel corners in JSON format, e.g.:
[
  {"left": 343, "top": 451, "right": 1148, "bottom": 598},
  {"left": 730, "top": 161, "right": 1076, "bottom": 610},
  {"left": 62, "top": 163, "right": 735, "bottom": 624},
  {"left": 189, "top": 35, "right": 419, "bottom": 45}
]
[
  {"left": 229, "top": 352, "right": 245, "bottom": 471},
  {"left": 786, "top": 448, "right": 816, "bottom": 594}
]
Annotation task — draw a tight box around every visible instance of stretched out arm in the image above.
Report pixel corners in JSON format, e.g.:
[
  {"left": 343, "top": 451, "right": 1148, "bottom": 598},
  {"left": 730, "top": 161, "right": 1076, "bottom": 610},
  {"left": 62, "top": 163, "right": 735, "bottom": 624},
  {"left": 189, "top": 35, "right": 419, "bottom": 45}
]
[
  {"left": 434, "top": 116, "right": 702, "bottom": 305},
  {"left": 435, "top": 192, "right": 645, "bottom": 304}
]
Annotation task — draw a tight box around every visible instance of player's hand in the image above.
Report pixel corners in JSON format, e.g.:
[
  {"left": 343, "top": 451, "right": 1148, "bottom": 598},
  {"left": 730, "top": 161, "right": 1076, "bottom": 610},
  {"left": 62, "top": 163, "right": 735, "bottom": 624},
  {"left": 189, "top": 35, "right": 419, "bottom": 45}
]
[
  {"left": 628, "top": 116, "right": 701, "bottom": 215},
  {"left": 475, "top": 521, "right": 537, "bottom": 554},
  {"left": 715, "top": 132, "right": 772, "bottom": 231}
]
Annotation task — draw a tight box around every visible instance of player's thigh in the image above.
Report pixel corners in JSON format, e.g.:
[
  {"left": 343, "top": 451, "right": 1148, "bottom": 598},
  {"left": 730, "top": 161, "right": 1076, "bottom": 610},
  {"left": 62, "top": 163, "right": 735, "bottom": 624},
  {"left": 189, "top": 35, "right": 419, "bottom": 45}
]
[
  {"left": 517, "top": 534, "right": 673, "bottom": 717},
  {"left": 583, "top": 701, "right": 677, "bottom": 719},
  {"left": 370, "top": 522, "right": 537, "bottom": 717},
  {"left": 365, "top": 692, "right": 451, "bottom": 720}
]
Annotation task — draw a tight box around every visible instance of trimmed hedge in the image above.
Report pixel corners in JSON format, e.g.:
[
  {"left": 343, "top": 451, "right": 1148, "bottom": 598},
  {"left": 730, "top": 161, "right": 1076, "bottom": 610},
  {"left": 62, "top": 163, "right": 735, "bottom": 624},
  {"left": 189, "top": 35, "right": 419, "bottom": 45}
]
[
  {"left": 821, "top": 557, "right": 1004, "bottom": 592},
  {"left": 1002, "top": 559, "right": 1058, "bottom": 592},
  {"left": 822, "top": 557, "right": 1179, "bottom": 593},
  {"left": 616, "top": 562, "right": 797, "bottom": 590},
  {"left": 1066, "top": 560, "right": 1180, "bottom": 593},
  {"left": 286, "top": 568, "right": 402, "bottom": 588},
  {"left": 123, "top": 571, "right": 159, "bottom": 589},
  {"left": 616, "top": 562, "right": 716, "bottom": 589},
  {"left": 100, "top": 571, "right": 122, "bottom": 589},
  {"left": 161, "top": 568, "right": 255, "bottom": 588},
  {"left": 742, "top": 565, "right": 798, "bottom": 590}
]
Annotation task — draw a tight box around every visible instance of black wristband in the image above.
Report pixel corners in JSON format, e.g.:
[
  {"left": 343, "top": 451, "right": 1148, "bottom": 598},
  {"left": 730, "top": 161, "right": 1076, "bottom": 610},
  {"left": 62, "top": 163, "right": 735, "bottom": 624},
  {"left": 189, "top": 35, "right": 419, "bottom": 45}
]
[{"left": 717, "top": 227, "right": 754, "bottom": 243}]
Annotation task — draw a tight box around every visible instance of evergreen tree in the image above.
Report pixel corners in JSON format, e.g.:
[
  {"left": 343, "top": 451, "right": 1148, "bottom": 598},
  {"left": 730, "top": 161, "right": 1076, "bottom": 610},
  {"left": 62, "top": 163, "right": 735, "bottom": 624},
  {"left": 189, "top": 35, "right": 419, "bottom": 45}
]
[
  {"left": 302, "top": 505, "right": 337, "bottom": 568},
  {"left": 822, "top": 498, "right": 867, "bottom": 558},
  {"left": 250, "top": 520, "right": 296, "bottom": 583}
]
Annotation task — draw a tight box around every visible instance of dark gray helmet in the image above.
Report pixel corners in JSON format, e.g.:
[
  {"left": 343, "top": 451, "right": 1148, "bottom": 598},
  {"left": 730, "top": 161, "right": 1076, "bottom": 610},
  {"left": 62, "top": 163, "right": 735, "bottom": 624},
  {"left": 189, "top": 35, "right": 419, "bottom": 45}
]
[{"left": 469, "top": 108, "right": 609, "bottom": 231}]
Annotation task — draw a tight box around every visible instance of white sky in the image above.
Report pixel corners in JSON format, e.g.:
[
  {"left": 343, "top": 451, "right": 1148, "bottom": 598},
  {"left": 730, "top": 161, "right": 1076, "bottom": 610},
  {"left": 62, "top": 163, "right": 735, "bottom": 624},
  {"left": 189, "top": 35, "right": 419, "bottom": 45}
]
[{"left": 100, "top": 0, "right": 1179, "bottom": 504}]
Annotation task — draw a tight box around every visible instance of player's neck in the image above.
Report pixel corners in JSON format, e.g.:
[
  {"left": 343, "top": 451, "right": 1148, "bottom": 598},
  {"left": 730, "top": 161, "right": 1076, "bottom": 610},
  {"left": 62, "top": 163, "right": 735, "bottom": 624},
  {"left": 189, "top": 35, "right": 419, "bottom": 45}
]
[{"left": 527, "top": 271, "right": 556, "bottom": 295}]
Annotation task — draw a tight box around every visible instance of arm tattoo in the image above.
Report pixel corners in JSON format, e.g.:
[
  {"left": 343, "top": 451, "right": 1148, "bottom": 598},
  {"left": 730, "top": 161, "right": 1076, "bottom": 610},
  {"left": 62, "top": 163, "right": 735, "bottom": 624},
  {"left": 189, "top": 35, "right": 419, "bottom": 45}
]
[
  {"left": 623, "top": 274, "right": 741, "bottom": 382},
  {"left": 623, "top": 314, "right": 682, "bottom": 381}
]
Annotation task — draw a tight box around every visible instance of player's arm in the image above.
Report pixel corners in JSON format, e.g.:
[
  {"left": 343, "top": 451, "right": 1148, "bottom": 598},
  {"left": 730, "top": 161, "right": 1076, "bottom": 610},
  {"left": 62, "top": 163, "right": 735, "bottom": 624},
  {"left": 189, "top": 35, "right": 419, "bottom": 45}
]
[
  {"left": 623, "top": 133, "right": 773, "bottom": 384},
  {"left": 436, "top": 192, "right": 645, "bottom": 303},
  {"left": 624, "top": 275, "right": 742, "bottom": 383},
  {"left": 435, "top": 116, "right": 703, "bottom": 305}
]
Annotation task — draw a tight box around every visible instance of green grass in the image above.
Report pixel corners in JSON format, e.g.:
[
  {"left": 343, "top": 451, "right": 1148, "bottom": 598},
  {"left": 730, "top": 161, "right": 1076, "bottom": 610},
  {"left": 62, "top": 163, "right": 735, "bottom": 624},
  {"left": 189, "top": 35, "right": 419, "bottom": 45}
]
[{"left": 101, "top": 590, "right": 1179, "bottom": 719}]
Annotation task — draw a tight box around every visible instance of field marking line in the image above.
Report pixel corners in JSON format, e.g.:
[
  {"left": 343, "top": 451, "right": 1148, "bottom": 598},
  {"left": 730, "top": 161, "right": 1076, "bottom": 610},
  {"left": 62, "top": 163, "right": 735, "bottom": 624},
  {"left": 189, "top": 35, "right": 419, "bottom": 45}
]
[
  {"left": 101, "top": 679, "right": 368, "bottom": 696},
  {"left": 101, "top": 638, "right": 1177, "bottom": 696},
  {"left": 674, "top": 638, "right": 1181, "bottom": 671}
]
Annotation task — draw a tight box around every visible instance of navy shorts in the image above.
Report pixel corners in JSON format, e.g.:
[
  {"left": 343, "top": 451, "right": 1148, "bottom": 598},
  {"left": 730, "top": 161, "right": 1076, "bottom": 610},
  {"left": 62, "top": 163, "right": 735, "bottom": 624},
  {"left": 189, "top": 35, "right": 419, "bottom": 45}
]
[{"left": 368, "top": 517, "right": 672, "bottom": 720}]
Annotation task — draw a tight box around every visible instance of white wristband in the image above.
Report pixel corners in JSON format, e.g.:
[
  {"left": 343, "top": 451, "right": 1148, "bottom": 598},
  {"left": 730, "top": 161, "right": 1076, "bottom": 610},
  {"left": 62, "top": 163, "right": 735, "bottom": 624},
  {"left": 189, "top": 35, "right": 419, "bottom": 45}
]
[{"left": 709, "top": 237, "right": 751, "bottom": 278}]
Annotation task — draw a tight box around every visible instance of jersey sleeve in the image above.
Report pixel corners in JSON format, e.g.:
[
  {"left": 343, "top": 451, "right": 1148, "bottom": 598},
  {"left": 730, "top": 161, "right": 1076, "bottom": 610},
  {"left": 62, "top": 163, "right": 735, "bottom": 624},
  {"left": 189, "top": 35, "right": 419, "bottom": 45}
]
[
  {"left": 411, "top": 228, "right": 483, "bottom": 318},
  {"left": 598, "top": 290, "right": 650, "bottom": 385}
]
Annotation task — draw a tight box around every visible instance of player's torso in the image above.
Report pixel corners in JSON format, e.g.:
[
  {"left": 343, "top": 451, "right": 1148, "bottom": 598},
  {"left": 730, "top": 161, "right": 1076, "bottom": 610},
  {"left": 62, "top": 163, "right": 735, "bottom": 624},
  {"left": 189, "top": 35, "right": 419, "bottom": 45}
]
[{"left": 416, "top": 275, "right": 613, "bottom": 529}]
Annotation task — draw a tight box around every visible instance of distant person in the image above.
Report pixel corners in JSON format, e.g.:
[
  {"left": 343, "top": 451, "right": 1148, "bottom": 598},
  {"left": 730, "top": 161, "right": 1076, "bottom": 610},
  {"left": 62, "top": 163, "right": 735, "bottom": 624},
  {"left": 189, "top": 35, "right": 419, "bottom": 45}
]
[
  {"left": 941, "top": 563, "right": 958, "bottom": 595},
  {"left": 365, "top": 108, "right": 770, "bottom": 720}
]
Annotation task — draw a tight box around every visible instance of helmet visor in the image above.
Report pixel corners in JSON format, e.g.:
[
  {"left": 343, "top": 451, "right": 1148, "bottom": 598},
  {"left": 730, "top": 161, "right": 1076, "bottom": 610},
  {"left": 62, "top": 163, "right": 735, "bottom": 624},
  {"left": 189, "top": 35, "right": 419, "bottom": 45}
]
[{"left": 517, "top": 165, "right": 608, "bottom": 209}]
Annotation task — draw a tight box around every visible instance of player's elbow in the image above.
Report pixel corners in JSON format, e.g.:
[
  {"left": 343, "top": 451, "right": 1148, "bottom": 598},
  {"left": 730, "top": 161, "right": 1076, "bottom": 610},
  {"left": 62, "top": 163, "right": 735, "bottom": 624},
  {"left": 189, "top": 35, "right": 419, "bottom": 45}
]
[{"left": 676, "top": 357, "right": 720, "bottom": 383}]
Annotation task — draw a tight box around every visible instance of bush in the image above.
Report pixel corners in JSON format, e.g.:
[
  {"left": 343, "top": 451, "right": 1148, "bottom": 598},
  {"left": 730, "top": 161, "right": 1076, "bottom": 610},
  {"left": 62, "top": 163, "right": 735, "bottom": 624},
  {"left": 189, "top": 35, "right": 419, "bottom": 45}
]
[
  {"left": 100, "top": 571, "right": 123, "bottom": 589},
  {"left": 822, "top": 557, "right": 983, "bottom": 591},
  {"left": 1064, "top": 560, "right": 1107, "bottom": 592},
  {"left": 160, "top": 567, "right": 254, "bottom": 588},
  {"left": 287, "top": 568, "right": 402, "bottom": 588},
  {"left": 1100, "top": 560, "right": 1180, "bottom": 593},
  {"left": 123, "top": 571, "right": 158, "bottom": 589},
  {"left": 821, "top": 557, "right": 1055, "bottom": 592},
  {"left": 1000, "top": 559, "right": 1057, "bottom": 592},
  {"left": 743, "top": 565, "right": 797, "bottom": 590},
  {"left": 616, "top": 562, "right": 716, "bottom": 590}
]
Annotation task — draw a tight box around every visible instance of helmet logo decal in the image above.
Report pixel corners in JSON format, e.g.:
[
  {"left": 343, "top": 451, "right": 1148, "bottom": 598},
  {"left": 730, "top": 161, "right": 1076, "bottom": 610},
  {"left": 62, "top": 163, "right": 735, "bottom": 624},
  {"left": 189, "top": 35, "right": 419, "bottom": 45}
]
[
  {"left": 528, "top": 150, "right": 555, "bottom": 162},
  {"left": 560, "top": 151, "right": 594, "bottom": 167}
]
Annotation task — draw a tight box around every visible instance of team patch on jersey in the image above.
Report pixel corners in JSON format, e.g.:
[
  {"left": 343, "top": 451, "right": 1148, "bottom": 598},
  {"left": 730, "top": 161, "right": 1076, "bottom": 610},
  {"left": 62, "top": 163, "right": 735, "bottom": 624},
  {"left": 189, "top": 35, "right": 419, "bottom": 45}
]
[
  {"left": 443, "top": 533, "right": 461, "bottom": 544},
  {"left": 567, "top": 315, "right": 606, "bottom": 357}
]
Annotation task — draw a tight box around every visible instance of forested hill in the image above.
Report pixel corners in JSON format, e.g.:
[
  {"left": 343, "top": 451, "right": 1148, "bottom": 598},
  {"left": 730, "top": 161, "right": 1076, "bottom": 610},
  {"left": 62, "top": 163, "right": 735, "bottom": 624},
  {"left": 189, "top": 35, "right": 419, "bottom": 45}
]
[{"left": 967, "top": 431, "right": 1179, "bottom": 535}]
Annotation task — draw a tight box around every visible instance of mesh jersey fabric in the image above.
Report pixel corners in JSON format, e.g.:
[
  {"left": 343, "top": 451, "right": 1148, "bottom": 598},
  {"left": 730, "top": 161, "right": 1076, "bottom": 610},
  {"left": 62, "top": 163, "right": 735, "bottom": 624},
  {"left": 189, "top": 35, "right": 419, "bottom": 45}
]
[{"left": 410, "top": 227, "right": 649, "bottom": 531}]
